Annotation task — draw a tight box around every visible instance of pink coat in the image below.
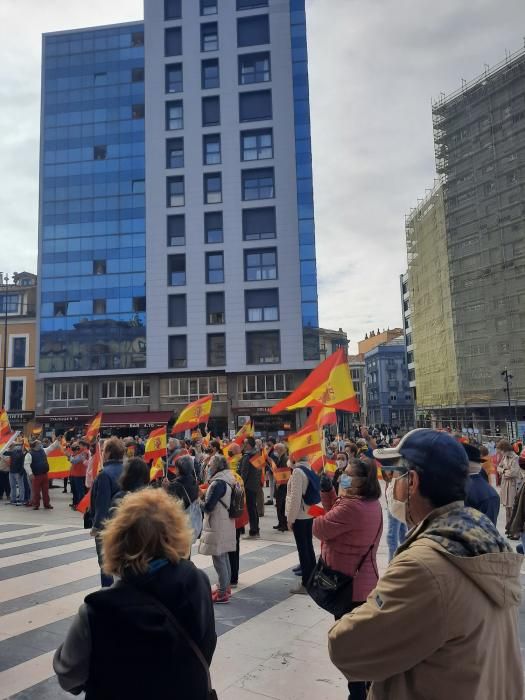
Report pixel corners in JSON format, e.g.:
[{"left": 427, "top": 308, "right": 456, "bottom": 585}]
[{"left": 313, "top": 492, "right": 383, "bottom": 602}]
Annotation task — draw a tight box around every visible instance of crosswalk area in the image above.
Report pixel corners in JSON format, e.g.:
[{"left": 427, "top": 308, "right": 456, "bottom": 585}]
[{"left": 0, "top": 521, "right": 301, "bottom": 700}]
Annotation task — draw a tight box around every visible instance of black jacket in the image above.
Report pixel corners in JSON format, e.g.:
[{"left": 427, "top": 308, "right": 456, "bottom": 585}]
[
  {"left": 30, "top": 448, "right": 49, "bottom": 476},
  {"left": 239, "top": 450, "right": 260, "bottom": 492},
  {"left": 8, "top": 447, "right": 25, "bottom": 475},
  {"left": 91, "top": 461, "right": 123, "bottom": 530},
  {"left": 55, "top": 560, "right": 216, "bottom": 700},
  {"left": 166, "top": 456, "right": 199, "bottom": 507},
  {"left": 465, "top": 473, "right": 501, "bottom": 526}
]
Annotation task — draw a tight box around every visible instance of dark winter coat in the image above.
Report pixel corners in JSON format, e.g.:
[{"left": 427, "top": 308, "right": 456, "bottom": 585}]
[
  {"left": 239, "top": 450, "right": 260, "bottom": 492},
  {"left": 465, "top": 473, "right": 500, "bottom": 526},
  {"left": 29, "top": 447, "right": 49, "bottom": 476},
  {"left": 53, "top": 559, "right": 216, "bottom": 700},
  {"left": 91, "top": 461, "right": 123, "bottom": 530},
  {"left": 166, "top": 455, "right": 199, "bottom": 507}
]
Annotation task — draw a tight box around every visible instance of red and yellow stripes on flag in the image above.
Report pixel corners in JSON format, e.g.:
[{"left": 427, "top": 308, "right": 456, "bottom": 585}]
[
  {"left": 172, "top": 395, "right": 213, "bottom": 434},
  {"left": 270, "top": 348, "right": 360, "bottom": 414},
  {"left": 149, "top": 457, "right": 165, "bottom": 482},
  {"left": 249, "top": 452, "right": 267, "bottom": 470},
  {"left": 84, "top": 412, "right": 103, "bottom": 442},
  {"left": 144, "top": 427, "right": 167, "bottom": 463},
  {"left": 0, "top": 408, "right": 15, "bottom": 452},
  {"left": 232, "top": 419, "right": 254, "bottom": 446},
  {"left": 76, "top": 442, "right": 102, "bottom": 514},
  {"left": 287, "top": 423, "right": 322, "bottom": 461},
  {"left": 47, "top": 445, "right": 71, "bottom": 480}
]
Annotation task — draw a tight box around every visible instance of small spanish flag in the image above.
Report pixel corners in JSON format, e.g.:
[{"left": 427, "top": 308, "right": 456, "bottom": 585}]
[
  {"left": 287, "top": 424, "right": 322, "bottom": 461},
  {"left": 249, "top": 452, "right": 267, "bottom": 470},
  {"left": 149, "top": 457, "right": 165, "bottom": 482},
  {"left": 47, "top": 446, "right": 71, "bottom": 480},
  {"left": 84, "top": 412, "right": 103, "bottom": 442},
  {"left": 172, "top": 395, "right": 213, "bottom": 434},
  {"left": 232, "top": 420, "right": 254, "bottom": 446},
  {"left": 144, "top": 427, "right": 167, "bottom": 463}
]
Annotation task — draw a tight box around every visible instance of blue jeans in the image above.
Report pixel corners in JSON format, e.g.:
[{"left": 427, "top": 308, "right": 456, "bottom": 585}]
[
  {"left": 95, "top": 535, "right": 114, "bottom": 588},
  {"left": 70, "top": 476, "right": 86, "bottom": 506},
  {"left": 9, "top": 473, "right": 26, "bottom": 504},
  {"left": 387, "top": 510, "right": 407, "bottom": 561}
]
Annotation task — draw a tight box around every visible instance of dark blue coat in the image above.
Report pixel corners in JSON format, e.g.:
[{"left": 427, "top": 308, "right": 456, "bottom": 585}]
[{"left": 465, "top": 473, "right": 500, "bottom": 526}]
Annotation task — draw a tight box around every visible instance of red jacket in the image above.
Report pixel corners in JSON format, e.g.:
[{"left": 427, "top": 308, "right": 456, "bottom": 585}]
[
  {"left": 313, "top": 491, "right": 383, "bottom": 602},
  {"left": 69, "top": 449, "right": 89, "bottom": 478}
]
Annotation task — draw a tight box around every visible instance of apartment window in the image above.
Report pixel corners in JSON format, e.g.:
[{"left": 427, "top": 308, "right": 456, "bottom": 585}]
[
  {"left": 101, "top": 380, "right": 149, "bottom": 401},
  {"left": 168, "top": 295, "right": 187, "bottom": 327},
  {"left": 239, "top": 90, "right": 272, "bottom": 122},
  {"left": 201, "top": 58, "right": 219, "bottom": 89},
  {"left": 245, "top": 288, "right": 279, "bottom": 322},
  {"left": 206, "top": 292, "right": 225, "bottom": 324},
  {"left": 246, "top": 330, "right": 280, "bottom": 364},
  {"left": 238, "top": 52, "right": 270, "bottom": 85},
  {"left": 132, "top": 104, "right": 145, "bottom": 119},
  {"left": 201, "top": 22, "right": 218, "bottom": 52},
  {"left": 167, "top": 215, "right": 185, "bottom": 246},
  {"left": 166, "top": 64, "right": 183, "bottom": 93},
  {"left": 53, "top": 302, "right": 68, "bottom": 317},
  {"left": 166, "top": 100, "right": 183, "bottom": 130},
  {"left": 203, "top": 134, "right": 221, "bottom": 165},
  {"left": 168, "top": 254, "right": 186, "bottom": 286},
  {"left": 201, "top": 0, "right": 218, "bottom": 15},
  {"left": 202, "top": 96, "right": 220, "bottom": 126},
  {"left": 242, "top": 207, "right": 276, "bottom": 240},
  {"left": 167, "top": 176, "right": 185, "bottom": 207},
  {"left": 131, "top": 179, "right": 145, "bottom": 194},
  {"left": 132, "top": 67, "right": 144, "bottom": 83},
  {"left": 165, "top": 27, "right": 182, "bottom": 57},
  {"left": 166, "top": 137, "right": 184, "bottom": 168},
  {"left": 206, "top": 252, "right": 224, "bottom": 283},
  {"left": 205, "top": 212, "right": 223, "bottom": 243},
  {"left": 207, "top": 334, "right": 226, "bottom": 367},
  {"left": 8, "top": 379, "right": 24, "bottom": 411},
  {"left": 93, "top": 299, "right": 106, "bottom": 314},
  {"left": 133, "top": 297, "right": 146, "bottom": 312},
  {"left": 131, "top": 32, "right": 144, "bottom": 47},
  {"left": 242, "top": 167, "right": 274, "bottom": 200},
  {"left": 237, "top": 0, "right": 268, "bottom": 8},
  {"left": 94, "top": 72, "right": 108, "bottom": 85},
  {"left": 237, "top": 15, "right": 270, "bottom": 47},
  {"left": 168, "top": 336, "right": 187, "bottom": 368},
  {"left": 244, "top": 248, "right": 277, "bottom": 280},
  {"left": 204, "top": 173, "right": 222, "bottom": 204},
  {"left": 0, "top": 294, "right": 20, "bottom": 314},
  {"left": 241, "top": 129, "right": 273, "bottom": 160},
  {"left": 93, "top": 145, "right": 107, "bottom": 160},
  {"left": 93, "top": 260, "right": 106, "bottom": 275},
  {"left": 165, "top": 0, "right": 182, "bottom": 19},
  {"left": 11, "top": 337, "right": 27, "bottom": 368}
]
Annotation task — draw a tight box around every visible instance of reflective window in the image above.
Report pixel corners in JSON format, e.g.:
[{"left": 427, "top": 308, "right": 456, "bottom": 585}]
[
  {"left": 242, "top": 207, "right": 276, "bottom": 240},
  {"left": 168, "top": 294, "right": 187, "bottom": 327},
  {"left": 165, "top": 27, "right": 182, "bottom": 57},
  {"left": 242, "top": 167, "right": 274, "bottom": 200},
  {"left": 239, "top": 90, "right": 272, "bottom": 122},
  {"left": 202, "top": 96, "right": 220, "bottom": 126},
  {"left": 166, "top": 64, "right": 183, "bottom": 93},
  {"left": 168, "top": 254, "right": 186, "bottom": 286},
  {"left": 206, "top": 291, "right": 225, "bottom": 324},
  {"left": 8, "top": 380, "right": 24, "bottom": 411},
  {"left": 132, "top": 67, "right": 144, "bottom": 82},
  {"left": 168, "top": 335, "right": 187, "bottom": 368},
  {"left": 246, "top": 330, "right": 280, "bottom": 364},
  {"left": 241, "top": 128, "right": 273, "bottom": 160},
  {"left": 206, "top": 252, "right": 224, "bottom": 283},
  {"left": 238, "top": 52, "right": 271, "bottom": 85},
  {"left": 203, "top": 134, "right": 221, "bottom": 165},
  {"left": 167, "top": 215, "right": 185, "bottom": 246},
  {"left": 93, "top": 298, "right": 106, "bottom": 314},
  {"left": 237, "top": 15, "right": 270, "bottom": 47},
  {"left": 244, "top": 247, "right": 277, "bottom": 280},
  {"left": 166, "top": 100, "right": 183, "bottom": 130},
  {"left": 167, "top": 176, "right": 185, "bottom": 207},
  {"left": 201, "top": 0, "right": 218, "bottom": 15},
  {"left": 201, "top": 22, "right": 218, "bottom": 52},
  {"left": 204, "top": 211, "right": 223, "bottom": 243},
  {"left": 245, "top": 288, "right": 279, "bottom": 322},
  {"left": 167, "top": 137, "right": 184, "bottom": 168},
  {"left": 204, "top": 172, "right": 222, "bottom": 204},
  {"left": 237, "top": 0, "right": 268, "bottom": 8},
  {"left": 202, "top": 58, "right": 219, "bottom": 89},
  {"left": 11, "top": 337, "right": 27, "bottom": 368},
  {"left": 165, "top": 0, "right": 182, "bottom": 20},
  {"left": 207, "top": 334, "right": 226, "bottom": 366}
]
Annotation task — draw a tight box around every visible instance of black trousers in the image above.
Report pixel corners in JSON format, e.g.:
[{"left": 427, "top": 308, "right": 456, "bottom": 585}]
[
  {"left": 292, "top": 518, "right": 316, "bottom": 587},
  {"left": 275, "top": 484, "right": 287, "bottom": 529},
  {"left": 335, "top": 602, "right": 368, "bottom": 700},
  {"left": 0, "top": 471, "right": 10, "bottom": 499},
  {"left": 245, "top": 489, "right": 260, "bottom": 536},
  {"left": 228, "top": 527, "right": 243, "bottom": 584}
]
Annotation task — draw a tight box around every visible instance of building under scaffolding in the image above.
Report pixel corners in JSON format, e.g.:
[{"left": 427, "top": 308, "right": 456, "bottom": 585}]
[{"left": 407, "top": 46, "right": 525, "bottom": 438}]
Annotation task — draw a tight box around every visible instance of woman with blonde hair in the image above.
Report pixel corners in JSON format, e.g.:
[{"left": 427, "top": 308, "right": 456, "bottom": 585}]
[{"left": 54, "top": 489, "right": 217, "bottom": 699}]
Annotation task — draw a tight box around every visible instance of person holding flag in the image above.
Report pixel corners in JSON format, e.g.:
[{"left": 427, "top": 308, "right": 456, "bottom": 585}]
[
  {"left": 272, "top": 443, "right": 291, "bottom": 532},
  {"left": 239, "top": 436, "right": 262, "bottom": 539}
]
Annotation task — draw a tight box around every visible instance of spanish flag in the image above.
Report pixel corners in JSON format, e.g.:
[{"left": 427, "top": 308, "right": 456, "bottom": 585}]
[
  {"left": 232, "top": 420, "right": 254, "bottom": 446},
  {"left": 149, "top": 457, "right": 165, "bottom": 482},
  {"left": 249, "top": 452, "right": 267, "bottom": 470},
  {"left": 0, "top": 408, "right": 14, "bottom": 451},
  {"left": 84, "top": 412, "right": 103, "bottom": 442},
  {"left": 76, "top": 443, "right": 102, "bottom": 514},
  {"left": 172, "top": 395, "right": 213, "bottom": 434},
  {"left": 270, "top": 348, "right": 360, "bottom": 414},
  {"left": 287, "top": 423, "right": 322, "bottom": 461},
  {"left": 47, "top": 445, "right": 71, "bottom": 480},
  {"left": 304, "top": 405, "right": 337, "bottom": 430},
  {"left": 144, "top": 427, "right": 167, "bottom": 462}
]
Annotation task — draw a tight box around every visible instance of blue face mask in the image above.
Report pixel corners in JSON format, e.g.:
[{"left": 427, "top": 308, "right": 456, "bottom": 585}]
[{"left": 339, "top": 474, "right": 353, "bottom": 490}]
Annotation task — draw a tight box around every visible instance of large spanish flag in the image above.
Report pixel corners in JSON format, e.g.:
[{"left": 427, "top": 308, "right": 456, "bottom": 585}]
[
  {"left": 84, "top": 412, "right": 103, "bottom": 442},
  {"left": 287, "top": 423, "right": 322, "bottom": 461},
  {"left": 172, "top": 395, "right": 213, "bottom": 434},
  {"left": 232, "top": 419, "right": 254, "bottom": 446},
  {"left": 144, "top": 427, "right": 167, "bottom": 462},
  {"left": 270, "top": 348, "right": 359, "bottom": 414},
  {"left": 0, "top": 408, "right": 14, "bottom": 451},
  {"left": 47, "top": 445, "right": 71, "bottom": 480}
]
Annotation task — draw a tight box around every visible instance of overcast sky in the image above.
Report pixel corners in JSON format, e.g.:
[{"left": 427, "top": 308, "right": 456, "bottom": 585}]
[{"left": 1, "top": 0, "right": 524, "bottom": 351}]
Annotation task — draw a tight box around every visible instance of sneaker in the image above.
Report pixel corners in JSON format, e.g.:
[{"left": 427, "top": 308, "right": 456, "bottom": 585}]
[
  {"left": 289, "top": 583, "right": 307, "bottom": 595},
  {"left": 230, "top": 582, "right": 238, "bottom": 589},
  {"left": 211, "top": 584, "right": 231, "bottom": 595},
  {"left": 212, "top": 590, "right": 230, "bottom": 604}
]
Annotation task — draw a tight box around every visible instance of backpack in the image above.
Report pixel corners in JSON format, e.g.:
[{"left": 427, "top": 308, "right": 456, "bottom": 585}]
[
  {"left": 220, "top": 481, "right": 245, "bottom": 519},
  {"left": 298, "top": 466, "right": 321, "bottom": 505}
]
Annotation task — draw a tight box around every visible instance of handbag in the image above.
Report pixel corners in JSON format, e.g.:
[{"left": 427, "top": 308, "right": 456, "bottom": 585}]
[
  {"left": 307, "top": 517, "right": 383, "bottom": 619},
  {"left": 180, "top": 484, "right": 203, "bottom": 544},
  {"left": 139, "top": 590, "right": 218, "bottom": 700}
]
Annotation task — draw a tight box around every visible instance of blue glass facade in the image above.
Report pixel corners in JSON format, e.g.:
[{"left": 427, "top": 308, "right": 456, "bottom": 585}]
[
  {"left": 39, "top": 24, "right": 146, "bottom": 373},
  {"left": 289, "top": 0, "right": 319, "bottom": 360}
]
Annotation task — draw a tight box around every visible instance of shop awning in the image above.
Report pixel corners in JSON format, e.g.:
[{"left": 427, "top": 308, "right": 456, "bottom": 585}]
[{"left": 37, "top": 411, "right": 173, "bottom": 427}]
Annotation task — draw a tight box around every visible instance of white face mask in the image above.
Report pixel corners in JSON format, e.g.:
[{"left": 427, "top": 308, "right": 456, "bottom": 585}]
[{"left": 388, "top": 473, "right": 409, "bottom": 524}]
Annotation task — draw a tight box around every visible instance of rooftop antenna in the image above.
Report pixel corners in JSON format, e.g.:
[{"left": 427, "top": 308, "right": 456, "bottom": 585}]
[{"left": 484, "top": 63, "right": 489, "bottom": 74}]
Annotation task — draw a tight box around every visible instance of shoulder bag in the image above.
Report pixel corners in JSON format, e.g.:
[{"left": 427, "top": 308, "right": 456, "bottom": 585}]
[
  {"left": 307, "top": 516, "right": 383, "bottom": 619},
  {"left": 179, "top": 484, "right": 203, "bottom": 544}
]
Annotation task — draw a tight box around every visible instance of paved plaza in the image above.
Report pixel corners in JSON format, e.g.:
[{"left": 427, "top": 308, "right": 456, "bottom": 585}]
[{"left": 0, "top": 490, "right": 524, "bottom": 699}]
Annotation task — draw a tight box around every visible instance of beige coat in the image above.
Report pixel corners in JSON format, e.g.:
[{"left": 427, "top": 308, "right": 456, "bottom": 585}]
[
  {"left": 328, "top": 502, "right": 523, "bottom": 700},
  {"left": 198, "top": 469, "right": 236, "bottom": 556},
  {"left": 498, "top": 451, "right": 522, "bottom": 507}
]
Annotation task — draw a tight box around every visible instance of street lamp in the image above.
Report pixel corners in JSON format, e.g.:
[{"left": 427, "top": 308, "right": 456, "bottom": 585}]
[
  {"left": 1, "top": 272, "right": 9, "bottom": 409},
  {"left": 501, "top": 367, "right": 516, "bottom": 441}
]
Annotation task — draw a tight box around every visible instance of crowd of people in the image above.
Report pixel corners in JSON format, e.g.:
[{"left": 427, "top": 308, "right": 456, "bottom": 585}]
[{"left": 2, "top": 422, "right": 524, "bottom": 698}]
